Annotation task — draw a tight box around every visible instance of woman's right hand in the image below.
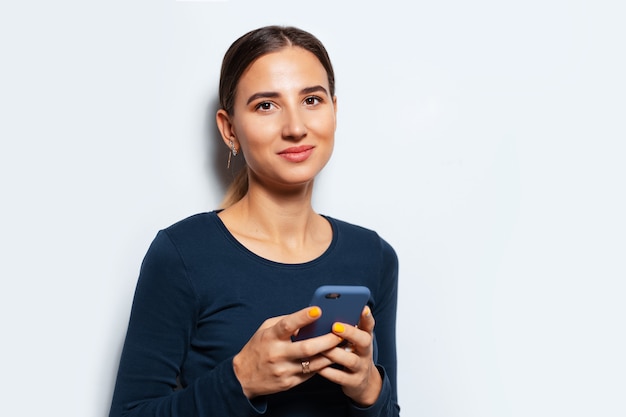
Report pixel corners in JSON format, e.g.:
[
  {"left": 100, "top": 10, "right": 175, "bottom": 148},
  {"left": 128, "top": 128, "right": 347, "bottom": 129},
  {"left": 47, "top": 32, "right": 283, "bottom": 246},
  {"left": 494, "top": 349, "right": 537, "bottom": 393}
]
[{"left": 232, "top": 306, "right": 343, "bottom": 399}]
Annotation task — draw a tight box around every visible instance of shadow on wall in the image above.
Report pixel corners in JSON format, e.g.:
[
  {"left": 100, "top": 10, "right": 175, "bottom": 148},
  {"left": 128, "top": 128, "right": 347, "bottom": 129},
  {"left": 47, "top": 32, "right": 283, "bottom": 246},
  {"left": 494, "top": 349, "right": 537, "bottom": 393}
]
[
  {"left": 103, "top": 97, "right": 246, "bottom": 417},
  {"left": 204, "top": 96, "right": 246, "bottom": 204}
]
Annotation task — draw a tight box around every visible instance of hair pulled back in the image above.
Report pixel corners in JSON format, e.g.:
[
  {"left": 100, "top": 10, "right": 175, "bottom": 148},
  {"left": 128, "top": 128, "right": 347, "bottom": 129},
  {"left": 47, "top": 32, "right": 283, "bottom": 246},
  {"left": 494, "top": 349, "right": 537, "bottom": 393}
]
[
  {"left": 219, "top": 26, "right": 335, "bottom": 115},
  {"left": 218, "top": 26, "right": 336, "bottom": 208}
]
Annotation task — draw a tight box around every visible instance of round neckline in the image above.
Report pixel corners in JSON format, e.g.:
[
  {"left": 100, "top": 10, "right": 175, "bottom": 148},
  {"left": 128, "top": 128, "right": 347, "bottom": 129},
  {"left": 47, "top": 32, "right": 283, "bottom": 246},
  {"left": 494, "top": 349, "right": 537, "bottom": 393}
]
[{"left": 210, "top": 210, "right": 338, "bottom": 268}]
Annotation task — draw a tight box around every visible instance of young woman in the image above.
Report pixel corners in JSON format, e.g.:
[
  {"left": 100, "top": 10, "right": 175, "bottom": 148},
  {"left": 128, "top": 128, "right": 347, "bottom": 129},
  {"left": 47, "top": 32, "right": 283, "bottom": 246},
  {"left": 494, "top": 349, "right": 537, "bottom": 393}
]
[{"left": 108, "top": 25, "right": 400, "bottom": 417}]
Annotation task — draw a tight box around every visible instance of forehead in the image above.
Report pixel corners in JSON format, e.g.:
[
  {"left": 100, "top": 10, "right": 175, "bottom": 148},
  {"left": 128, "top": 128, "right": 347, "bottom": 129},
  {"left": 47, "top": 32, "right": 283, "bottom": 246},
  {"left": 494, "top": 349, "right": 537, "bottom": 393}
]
[{"left": 237, "top": 46, "right": 330, "bottom": 95}]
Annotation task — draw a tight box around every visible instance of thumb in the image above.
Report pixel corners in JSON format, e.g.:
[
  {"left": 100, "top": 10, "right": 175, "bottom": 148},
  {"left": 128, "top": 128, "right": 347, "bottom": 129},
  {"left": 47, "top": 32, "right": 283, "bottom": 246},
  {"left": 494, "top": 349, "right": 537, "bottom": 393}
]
[
  {"left": 357, "top": 305, "right": 375, "bottom": 333},
  {"left": 273, "top": 306, "right": 322, "bottom": 340}
]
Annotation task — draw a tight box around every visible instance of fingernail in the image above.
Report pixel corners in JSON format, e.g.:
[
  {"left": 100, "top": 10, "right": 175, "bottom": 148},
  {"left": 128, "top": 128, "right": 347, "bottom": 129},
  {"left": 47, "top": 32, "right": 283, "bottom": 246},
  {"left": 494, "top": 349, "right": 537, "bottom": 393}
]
[
  {"left": 364, "top": 306, "right": 371, "bottom": 317},
  {"left": 333, "top": 322, "right": 345, "bottom": 333},
  {"left": 308, "top": 307, "right": 321, "bottom": 318}
]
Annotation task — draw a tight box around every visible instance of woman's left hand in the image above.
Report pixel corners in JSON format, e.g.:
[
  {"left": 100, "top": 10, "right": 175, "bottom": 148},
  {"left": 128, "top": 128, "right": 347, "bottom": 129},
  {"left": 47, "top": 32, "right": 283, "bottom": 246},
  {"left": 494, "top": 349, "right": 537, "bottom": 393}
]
[{"left": 317, "top": 306, "right": 382, "bottom": 407}]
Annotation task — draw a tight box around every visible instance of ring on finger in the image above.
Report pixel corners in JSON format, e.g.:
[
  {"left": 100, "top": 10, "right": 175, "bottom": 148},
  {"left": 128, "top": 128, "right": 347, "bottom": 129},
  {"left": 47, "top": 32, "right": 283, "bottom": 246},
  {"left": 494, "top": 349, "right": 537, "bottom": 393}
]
[{"left": 301, "top": 360, "right": 311, "bottom": 374}]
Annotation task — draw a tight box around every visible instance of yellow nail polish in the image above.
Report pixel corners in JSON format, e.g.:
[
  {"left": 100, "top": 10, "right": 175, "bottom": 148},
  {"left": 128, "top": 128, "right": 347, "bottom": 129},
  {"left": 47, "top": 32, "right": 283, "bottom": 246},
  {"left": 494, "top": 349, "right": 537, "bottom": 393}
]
[
  {"left": 308, "top": 307, "right": 321, "bottom": 318},
  {"left": 364, "top": 306, "right": 371, "bottom": 317},
  {"left": 333, "top": 322, "right": 345, "bottom": 333}
]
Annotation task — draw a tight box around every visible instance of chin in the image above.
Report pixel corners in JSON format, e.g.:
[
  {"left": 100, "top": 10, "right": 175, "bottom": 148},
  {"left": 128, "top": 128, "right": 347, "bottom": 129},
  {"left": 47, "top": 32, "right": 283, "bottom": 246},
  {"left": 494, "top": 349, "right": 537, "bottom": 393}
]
[{"left": 286, "top": 166, "right": 326, "bottom": 184}]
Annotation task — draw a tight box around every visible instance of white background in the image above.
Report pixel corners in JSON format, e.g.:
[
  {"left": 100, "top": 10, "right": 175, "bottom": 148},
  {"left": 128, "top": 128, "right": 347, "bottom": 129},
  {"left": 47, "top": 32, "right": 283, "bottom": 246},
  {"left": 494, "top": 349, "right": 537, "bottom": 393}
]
[{"left": 1, "top": 1, "right": 625, "bottom": 416}]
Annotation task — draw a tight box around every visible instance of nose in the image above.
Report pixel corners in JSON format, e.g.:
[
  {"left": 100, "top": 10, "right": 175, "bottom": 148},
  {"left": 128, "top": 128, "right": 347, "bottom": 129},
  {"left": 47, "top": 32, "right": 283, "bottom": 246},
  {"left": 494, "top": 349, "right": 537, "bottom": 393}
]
[{"left": 281, "top": 107, "right": 308, "bottom": 141}]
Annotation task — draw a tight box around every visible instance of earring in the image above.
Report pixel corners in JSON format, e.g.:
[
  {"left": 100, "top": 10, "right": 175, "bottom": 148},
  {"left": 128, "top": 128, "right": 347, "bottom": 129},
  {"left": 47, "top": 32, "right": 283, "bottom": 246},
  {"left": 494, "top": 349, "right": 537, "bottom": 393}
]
[
  {"left": 231, "top": 140, "right": 238, "bottom": 156},
  {"left": 227, "top": 140, "right": 238, "bottom": 169}
]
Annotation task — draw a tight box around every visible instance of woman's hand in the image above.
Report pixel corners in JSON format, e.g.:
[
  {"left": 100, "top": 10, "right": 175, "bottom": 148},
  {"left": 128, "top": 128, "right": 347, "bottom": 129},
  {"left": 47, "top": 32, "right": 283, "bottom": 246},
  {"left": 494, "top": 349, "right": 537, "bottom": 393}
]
[
  {"left": 317, "top": 306, "right": 382, "bottom": 407},
  {"left": 232, "top": 306, "right": 343, "bottom": 399}
]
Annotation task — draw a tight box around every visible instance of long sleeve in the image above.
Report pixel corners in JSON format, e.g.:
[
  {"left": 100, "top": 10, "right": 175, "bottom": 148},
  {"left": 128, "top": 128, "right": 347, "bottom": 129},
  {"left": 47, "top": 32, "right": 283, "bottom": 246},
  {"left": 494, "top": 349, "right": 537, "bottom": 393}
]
[
  {"left": 108, "top": 231, "right": 264, "bottom": 417},
  {"left": 348, "top": 237, "right": 400, "bottom": 417},
  {"left": 108, "top": 212, "right": 401, "bottom": 416}
]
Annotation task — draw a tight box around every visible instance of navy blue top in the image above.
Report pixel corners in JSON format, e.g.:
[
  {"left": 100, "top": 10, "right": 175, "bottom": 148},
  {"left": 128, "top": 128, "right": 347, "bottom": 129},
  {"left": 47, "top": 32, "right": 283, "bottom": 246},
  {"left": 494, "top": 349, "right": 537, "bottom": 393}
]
[{"left": 109, "top": 211, "right": 400, "bottom": 416}]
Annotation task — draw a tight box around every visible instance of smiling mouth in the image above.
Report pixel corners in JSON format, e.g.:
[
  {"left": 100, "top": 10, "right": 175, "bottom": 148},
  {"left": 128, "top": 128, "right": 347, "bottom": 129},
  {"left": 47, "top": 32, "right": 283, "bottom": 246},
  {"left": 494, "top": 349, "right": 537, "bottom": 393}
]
[{"left": 278, "top": 146, "right": 315, "bottom": 162}]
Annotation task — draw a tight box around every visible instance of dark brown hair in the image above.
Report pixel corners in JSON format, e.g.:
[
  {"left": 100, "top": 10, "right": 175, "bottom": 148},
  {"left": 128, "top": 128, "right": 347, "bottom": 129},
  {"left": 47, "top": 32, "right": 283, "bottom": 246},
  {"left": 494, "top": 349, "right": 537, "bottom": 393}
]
[
  {"left": 219, "top": 25, "right": 335, "bottom": 115},
  {"left": 218, "top": 26, "right": 336, "bottom": 208}
]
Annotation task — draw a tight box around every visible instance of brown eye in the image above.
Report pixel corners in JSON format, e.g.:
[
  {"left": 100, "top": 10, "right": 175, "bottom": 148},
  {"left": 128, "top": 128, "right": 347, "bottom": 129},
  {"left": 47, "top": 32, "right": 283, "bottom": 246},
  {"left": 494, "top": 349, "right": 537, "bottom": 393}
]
[
  {"left": 255, "top": 102, "right": 274, "bottom": 111},
  {"left": 304, "top": 96, "right": 322, "bottom": 106}
]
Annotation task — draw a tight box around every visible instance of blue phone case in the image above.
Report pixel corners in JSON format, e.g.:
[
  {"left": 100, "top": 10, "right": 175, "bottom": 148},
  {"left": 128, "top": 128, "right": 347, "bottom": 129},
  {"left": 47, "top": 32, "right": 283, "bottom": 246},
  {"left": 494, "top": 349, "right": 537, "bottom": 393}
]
[{"left": 293, "top": 285, "right": 371, "bottom": 341}]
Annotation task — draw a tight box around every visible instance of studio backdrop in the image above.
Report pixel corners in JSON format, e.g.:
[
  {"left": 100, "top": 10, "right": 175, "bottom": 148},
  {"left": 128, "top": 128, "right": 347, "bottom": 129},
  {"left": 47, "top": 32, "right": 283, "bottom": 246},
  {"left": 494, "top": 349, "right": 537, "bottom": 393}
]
[{"left": 1, "top": 1, "right": 624, "bottom": 416}]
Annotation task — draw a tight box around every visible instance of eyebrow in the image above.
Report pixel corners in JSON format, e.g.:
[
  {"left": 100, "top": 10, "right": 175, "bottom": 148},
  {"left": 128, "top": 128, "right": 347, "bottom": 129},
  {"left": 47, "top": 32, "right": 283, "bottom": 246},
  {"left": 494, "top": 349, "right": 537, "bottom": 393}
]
[
  {"left": 245, "top": 85, "right": 329, "bottom": 105},
  {"left": 301, "top": 85, "right": 329, "bottom": 96},
  {"left": 246, "top": 91, "right": 279, "bottom": 105}
]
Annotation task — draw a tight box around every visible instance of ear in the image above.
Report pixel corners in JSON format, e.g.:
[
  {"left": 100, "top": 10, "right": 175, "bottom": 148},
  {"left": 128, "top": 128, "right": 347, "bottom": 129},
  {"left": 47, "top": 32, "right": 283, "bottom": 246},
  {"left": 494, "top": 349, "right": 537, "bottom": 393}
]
[
  {"left": 332, "top": 96, "right": 338, "bottom": 131},
  {"left": 216, "top": 109, "right": 239, "bottom": 150}
]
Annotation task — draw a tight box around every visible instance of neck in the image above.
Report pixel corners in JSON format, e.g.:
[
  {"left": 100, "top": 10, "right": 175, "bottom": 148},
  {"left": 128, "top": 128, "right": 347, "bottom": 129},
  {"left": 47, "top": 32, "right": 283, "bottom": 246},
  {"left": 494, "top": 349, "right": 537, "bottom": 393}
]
[
  {"left": 237, "top": 181, "right": 317, "bottom": 241},
  {"left": 217, "top": 177, "right": 332, "bottom": 263}
]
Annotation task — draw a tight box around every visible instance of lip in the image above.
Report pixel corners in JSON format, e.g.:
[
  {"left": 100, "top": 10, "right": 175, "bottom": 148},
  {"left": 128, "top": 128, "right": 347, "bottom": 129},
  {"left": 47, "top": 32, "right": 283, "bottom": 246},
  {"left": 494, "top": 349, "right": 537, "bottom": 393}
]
[{"left": 278, "top": 145, "right": 315, "bottom": 162}]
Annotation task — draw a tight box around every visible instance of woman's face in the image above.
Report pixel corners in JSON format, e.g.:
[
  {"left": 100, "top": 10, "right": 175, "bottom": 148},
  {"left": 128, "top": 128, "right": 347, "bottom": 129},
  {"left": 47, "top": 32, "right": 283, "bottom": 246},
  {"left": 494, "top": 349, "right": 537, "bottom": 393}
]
[{"left": 224, "top": 46, "right": 337, "bottom": 191}]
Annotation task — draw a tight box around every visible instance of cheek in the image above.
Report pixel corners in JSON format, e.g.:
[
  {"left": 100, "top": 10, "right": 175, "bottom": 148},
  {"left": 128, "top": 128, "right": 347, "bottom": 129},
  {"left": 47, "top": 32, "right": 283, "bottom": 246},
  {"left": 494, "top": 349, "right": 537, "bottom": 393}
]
[
  {"left": 310, "top": 111, "right": 337, "bottom": 136},
  {"left": 234, "top": 119, "right": 273, "bottom": 150},
  {"left": 236, "top": 132, "right": 278, "bottom": 172}
]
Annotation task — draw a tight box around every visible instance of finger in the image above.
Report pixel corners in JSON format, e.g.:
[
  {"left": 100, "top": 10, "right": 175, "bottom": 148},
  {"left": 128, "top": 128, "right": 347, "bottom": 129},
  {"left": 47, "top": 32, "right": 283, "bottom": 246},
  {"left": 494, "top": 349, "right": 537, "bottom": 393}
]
[
  {"left": 293, "top": 332, "right": 343, "bottom": 360},
  {"left": 320, "top": 344, "right": 360, "bottom": 369},
  {"left": 316, "top": 355, "right": 383, "bottom": 407},
  {"left": 258, "top": 315, "right": 284, "bottom": 330},
  {"left": 271, "top": 306, "right": 322, "bottom": 340},
  {"left": 357, "top": 306, "right": 375, "bottom": 334},
  {"left": 296, "top": 354, "right": 335, "bottom": 376},
  {"left": 331, "top": 321, "right": 372, "bottom": 353}
]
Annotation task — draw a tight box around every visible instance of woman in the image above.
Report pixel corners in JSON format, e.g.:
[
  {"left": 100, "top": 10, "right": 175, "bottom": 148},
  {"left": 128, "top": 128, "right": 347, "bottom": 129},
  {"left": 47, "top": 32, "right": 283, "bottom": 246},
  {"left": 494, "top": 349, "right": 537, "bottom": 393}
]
[{"left": 108, "top": 25, "right": 400, "bottom": 417}]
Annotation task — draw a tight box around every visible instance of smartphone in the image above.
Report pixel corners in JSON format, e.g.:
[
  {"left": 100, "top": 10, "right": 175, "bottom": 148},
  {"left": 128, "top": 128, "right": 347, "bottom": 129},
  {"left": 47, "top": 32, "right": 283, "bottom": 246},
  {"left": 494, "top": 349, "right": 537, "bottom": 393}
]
[{"left": 293, "top": 285, "right": 371, "bottom": 341}]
